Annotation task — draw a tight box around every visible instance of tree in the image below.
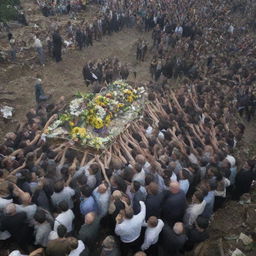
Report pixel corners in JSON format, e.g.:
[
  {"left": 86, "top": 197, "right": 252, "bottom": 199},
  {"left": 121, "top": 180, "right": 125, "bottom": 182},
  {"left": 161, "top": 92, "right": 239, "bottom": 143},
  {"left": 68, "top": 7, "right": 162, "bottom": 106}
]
[{"left": 0, "top": 0, "right": 21, "bottom": 22}]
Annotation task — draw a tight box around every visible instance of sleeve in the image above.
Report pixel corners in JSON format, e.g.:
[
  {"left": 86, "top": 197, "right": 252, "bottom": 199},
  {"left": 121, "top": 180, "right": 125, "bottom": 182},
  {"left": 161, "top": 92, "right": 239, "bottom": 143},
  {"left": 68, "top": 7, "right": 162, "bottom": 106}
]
[
  {"left": 35, "top": 228, "right": 45, "bottom": 246},
  {"left": 141, "top": 233, "right": 154, "bottom": 251},
  {"left": 224, "top": 178, "right": 231, "bottom": 187},
  {"left": 157, "top": 219, "right": 164, "bottom": 230},
  {"left": 66, "top": 186, "right": 75, "bottom": 197},
  {"left": 53, "top": 219, "right": 59, "bottom": 232},
  {"left": 115, "top": 223, "right": 123, "bottom": 236},
  {"left": 138, "top": 201, "right": 146, "bottom": 221},
  {"left": 73, "top": 166, "right": 87, "bottom": 179},
  {"left": 0, "top": 198, "right": 13, "bottom": 210}
]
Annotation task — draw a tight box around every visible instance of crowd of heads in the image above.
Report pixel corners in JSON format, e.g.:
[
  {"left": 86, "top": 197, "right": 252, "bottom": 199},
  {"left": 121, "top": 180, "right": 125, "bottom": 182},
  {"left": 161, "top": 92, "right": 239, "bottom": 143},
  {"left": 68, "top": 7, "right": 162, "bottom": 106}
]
[
  {"left": 37, "top": 0, "right": 85, "bottom": 17},
  {"left": 1, "top": 0, "right": 256, "bottom": 256}
]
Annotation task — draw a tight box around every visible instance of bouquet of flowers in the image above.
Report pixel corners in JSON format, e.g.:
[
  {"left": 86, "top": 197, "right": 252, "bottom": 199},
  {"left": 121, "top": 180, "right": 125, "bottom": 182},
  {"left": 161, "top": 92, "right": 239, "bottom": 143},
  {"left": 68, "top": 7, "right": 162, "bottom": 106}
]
[{"left": 46, "top": 80, "right": 146, "bottom": 150}]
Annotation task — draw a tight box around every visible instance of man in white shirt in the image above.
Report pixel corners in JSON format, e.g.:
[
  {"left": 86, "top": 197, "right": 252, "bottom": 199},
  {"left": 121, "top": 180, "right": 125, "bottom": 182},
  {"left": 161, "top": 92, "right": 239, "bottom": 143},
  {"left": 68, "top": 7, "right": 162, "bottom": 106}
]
[
  {"left": 33, "top": 35, "right": 45, "bottom": 66},
  {"left": 115, "top": 201, "right": 146, "bottom": 256},
  {"left": 141, "top": 216, "right": 164, "bottom": 255},
  {"left": 184, "top": 191, "right": 206, "bottom": 226},
  {"left": 54, "top": 200, "right": 75, "bottom": 234}
]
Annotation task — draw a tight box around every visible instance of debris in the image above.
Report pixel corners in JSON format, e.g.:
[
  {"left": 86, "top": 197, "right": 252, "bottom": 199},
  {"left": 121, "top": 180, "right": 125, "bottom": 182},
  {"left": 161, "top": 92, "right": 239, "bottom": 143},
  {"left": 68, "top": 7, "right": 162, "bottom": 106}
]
[
  {"left": 224, "top": 235, "right": 239, "bottom": 241},
  {"left": 239, "top": 233, "right": 253, "bottom": 246},
  {"left": 218, "top": 238, "right": 225, "bottom": 256},
  {"left": 239, "top": 193, "right": 251, "bottom": 205},
  {"left": 231, "top": 248, "right": 246, "bottom": 256},
  {"left": 0, "top": 106, "right": 14, "bottom": 119}
]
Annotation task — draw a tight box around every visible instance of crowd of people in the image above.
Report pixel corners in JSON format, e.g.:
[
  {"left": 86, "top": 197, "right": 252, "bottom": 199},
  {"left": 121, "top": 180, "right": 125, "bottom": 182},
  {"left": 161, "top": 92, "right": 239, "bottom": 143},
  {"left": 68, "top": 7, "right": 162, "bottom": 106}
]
[
  {"left": 1, "top": 0, "right": 256, "bottom": 256},
  {"left": 37, "top": 0, "right": 86, "bottom": 17},
  {"left": 82, "top": 57, "right": 129, "bottom": 88}
]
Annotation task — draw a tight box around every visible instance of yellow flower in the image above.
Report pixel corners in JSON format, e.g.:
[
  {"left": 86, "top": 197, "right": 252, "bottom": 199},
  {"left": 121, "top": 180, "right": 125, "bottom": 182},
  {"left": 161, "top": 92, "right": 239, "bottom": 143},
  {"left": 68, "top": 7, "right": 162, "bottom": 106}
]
[
  {"left": 93, "top": 117, "right": 104, "bottom": 129},
  {"left": 79, "top": 127, "right": 87, "bottom": 137},
  {"left": 127, "top": 95, "right": 134, "bottom": 103},
  {"left": 118, "top": 103, "right": 124, "bottom": 108},
  {"left": 123, "top": 89, "right": 132, "bottom": 95},
  {"left": 71, "top": 127, "right": 87, "bottom": 139},
  {"left": 69, "top": 121, "right": 75, "bottom": 126},
  {"left": 72, "top": 127, "right": 80, "bottom": 134},
  {"left": 105, "top": 114, "right": 112, "bottom": 126}
]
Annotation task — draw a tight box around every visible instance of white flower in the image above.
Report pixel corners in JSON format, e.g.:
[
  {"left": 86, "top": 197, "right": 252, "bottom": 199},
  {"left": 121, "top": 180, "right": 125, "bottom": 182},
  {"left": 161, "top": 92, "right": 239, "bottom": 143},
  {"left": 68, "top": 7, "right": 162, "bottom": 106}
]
[
  {"left": 70, "top": 98, "right": 84, "bottom": 116},
  {"left": 48, "top": 120, "right": 63, "bottom": 131}
]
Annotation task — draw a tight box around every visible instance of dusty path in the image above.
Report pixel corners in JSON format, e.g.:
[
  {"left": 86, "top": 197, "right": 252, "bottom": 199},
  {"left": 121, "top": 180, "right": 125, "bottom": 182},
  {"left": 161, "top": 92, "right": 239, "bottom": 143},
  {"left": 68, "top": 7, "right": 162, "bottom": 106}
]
[{"left": 0, "top": 28, "right": 152, "bottom": 138}]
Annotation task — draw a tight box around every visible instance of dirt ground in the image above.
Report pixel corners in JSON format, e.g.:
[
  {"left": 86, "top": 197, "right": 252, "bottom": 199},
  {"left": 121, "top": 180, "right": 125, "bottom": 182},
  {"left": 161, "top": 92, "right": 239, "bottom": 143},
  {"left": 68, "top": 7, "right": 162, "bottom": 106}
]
[
  {"left": 1, "top": 2, "right": 256, "bottom": 256},
  {"left": 0, "top": 27, "right": 152, "bottom": 139}
]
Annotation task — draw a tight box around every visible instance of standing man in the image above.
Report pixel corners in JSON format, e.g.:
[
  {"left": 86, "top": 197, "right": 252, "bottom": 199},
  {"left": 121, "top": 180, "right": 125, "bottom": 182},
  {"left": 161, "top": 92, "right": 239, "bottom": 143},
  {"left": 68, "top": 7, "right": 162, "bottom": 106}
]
[
  {"left": 33, "top": 35, "right": 45, "bottom": 66},
  {"left": 9, "top": 38, "right": 16, "bottom": 62},
  {"left": 34, "top": 75, "right": 50, "bottom": 107},
  {"left": 52, "top": 29, "right": 63, "bottom": 62},
  {"left": 115, "top": 201, "right": 146, "bottom": 256}
]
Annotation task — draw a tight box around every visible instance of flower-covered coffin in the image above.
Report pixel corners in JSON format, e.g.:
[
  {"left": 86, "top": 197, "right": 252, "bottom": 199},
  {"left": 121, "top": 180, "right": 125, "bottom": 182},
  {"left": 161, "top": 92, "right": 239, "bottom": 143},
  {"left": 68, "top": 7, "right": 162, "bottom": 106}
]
[{"left": 45, "top": 80, "right": 146, "bottom": 150}]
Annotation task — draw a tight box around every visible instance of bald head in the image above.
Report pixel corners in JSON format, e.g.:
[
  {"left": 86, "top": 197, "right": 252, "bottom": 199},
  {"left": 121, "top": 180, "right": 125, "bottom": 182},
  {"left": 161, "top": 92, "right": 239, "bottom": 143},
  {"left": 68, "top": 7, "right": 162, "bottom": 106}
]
[
  {"left": 169, "top": 181, "right": 180, "bottom": 194},
  {"left": 173, "top": 222, "right": 184, "bottom": 235},
  {"left": 84, "top": 212, "right": 96, "bottom": 224},
  {"left": 112, "top": 190, "right": 122, "bottom": 199},
  {"left": 135, "top": 154, "right": 146, "bottom": 165},
  {"left": 98, "top": 183, "right": 107, "bottom": 194},
  {"left": 134, "top": 252, "right": 147, "bottom": 256}
]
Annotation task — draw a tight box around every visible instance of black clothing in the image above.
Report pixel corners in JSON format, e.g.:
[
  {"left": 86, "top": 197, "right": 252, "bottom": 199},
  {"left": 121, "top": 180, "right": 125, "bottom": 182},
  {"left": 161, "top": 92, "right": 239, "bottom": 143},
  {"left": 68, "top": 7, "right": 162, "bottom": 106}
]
[
  {"left": 52, "top": 31, "right": 63, "bottom": 62},
  {"left": 160, "top": 224, "right": 187, "bottom": 256},
  {"left": 145, "top": 192, "right": 165, "bottom": 220},
  {"left": 162, "top": 191, "right": 187, "bottom": 226},
  {"left": 233, "top": 169, "right": 256, "bottom": 199},
  {"left": 76, "top": 29, "right": 84, "bottom": 50},
  {"left": 0, "top": 212, "right": 33, "bottom": 252},
  {"left": 133, "top": 190, "right": 146, "bottom": 215},
  {"left": 184, "top": 227, "right": 209, "bottom": 251}
]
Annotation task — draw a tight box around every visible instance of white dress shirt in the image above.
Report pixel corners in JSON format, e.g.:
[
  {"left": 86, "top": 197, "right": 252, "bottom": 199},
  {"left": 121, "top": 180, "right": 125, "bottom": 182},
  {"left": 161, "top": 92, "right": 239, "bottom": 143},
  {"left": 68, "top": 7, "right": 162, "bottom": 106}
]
[
  {"left": 68, "top": 240, "right": 85, "bottom": 256},
  {"left": 34, "top": 38, "right": 43, "bottom": 48},
  {"left": 141, "top": 219, "right": 164, "bottom": 250},
  {"left": 54, "top": 209, "right": 75, "bottom": 233},
  {"left": 115, "top": 201, "right": 146, "bottom": 243},
  {"left": 184, "top": 200, "right": 206, "bottom": 226}
]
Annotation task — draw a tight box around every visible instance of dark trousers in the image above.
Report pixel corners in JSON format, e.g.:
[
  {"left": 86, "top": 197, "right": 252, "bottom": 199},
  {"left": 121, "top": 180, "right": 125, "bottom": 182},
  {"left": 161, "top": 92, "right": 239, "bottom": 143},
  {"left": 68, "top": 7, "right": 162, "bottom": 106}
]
[
  {"left": 120, "top": 235, "right": 143, "bottom": 256},
  {"left": 213, "top": 196, "right": 226, "bottom": 211},
  {"left": 145, "top": 243, "right": 158, "bottom": 256}
]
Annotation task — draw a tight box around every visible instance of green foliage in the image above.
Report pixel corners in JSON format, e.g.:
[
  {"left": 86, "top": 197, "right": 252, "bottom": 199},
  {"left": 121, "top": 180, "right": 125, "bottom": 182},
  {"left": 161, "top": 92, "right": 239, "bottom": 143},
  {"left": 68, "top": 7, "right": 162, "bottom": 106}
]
[{"left": 0, "top": 0, "right": 21, "bottom": 22}]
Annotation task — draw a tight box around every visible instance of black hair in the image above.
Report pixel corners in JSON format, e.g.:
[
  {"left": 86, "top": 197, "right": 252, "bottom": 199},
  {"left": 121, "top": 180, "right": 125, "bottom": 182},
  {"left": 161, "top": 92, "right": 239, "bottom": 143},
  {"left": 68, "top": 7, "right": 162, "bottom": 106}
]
[
  {"left": 34, "top": 209, "right": 46, "bottom": 223},
  {"left": 132, "top": 180, "right": 141, "bottom": 192},
  {"left": 57, "top": 224, "right": 67, "bottom": 238},
  {"left": 112, "top": 175, "right": 127, "bottom": 193},
  {"left": 80, "top": 185, "right": 92, "bottom": 197},
  {"left": 145, "top": 173, "right": 155, "bottom": 186},
  {"left": 58, "top": 200, "right": 69, "bottom": 212},
  {"left": 54, "top": 181, "right": 64, "bottom": 193},
  {"left": 196, "top": 216, "right": 209, "bottom": 229}
]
